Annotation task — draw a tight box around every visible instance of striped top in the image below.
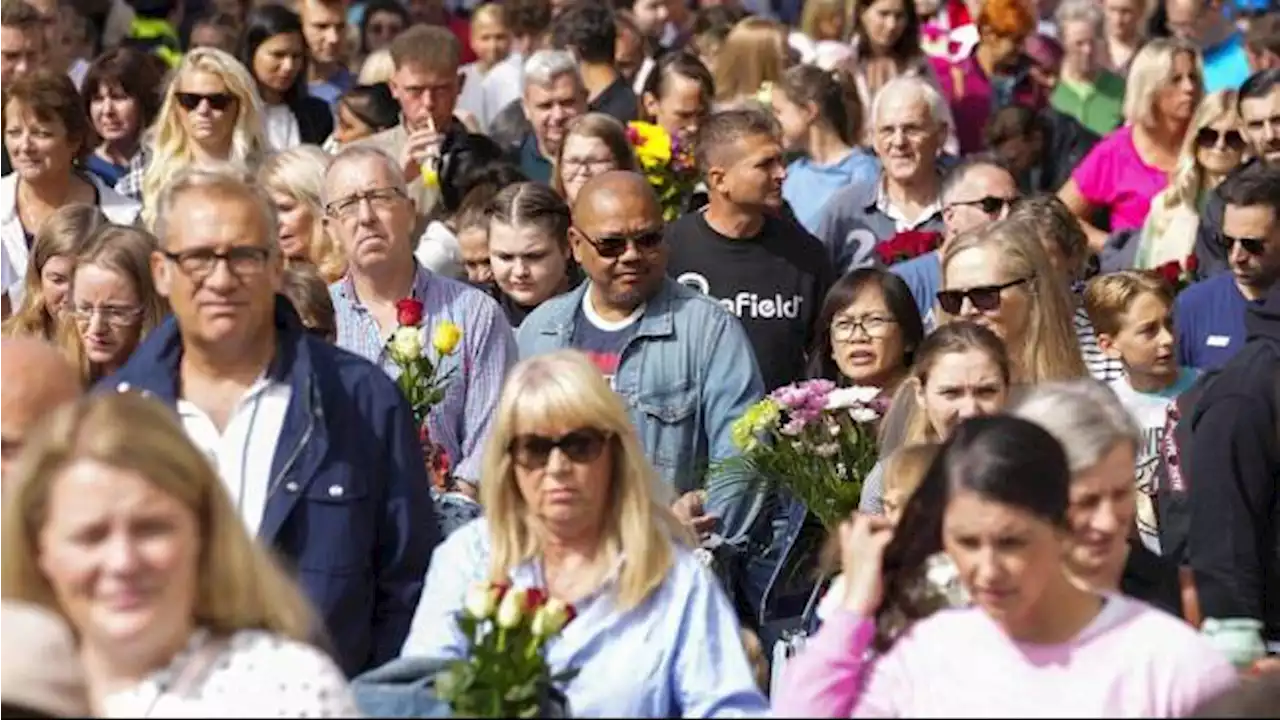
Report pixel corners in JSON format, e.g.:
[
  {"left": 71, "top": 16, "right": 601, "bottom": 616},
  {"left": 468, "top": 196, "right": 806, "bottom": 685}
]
[
  {"left": 329, "top": 264, "right": 516, "bottom": 483},
  {"left": 1075, "top": 304, "right": 1126, "bottom": 383}
]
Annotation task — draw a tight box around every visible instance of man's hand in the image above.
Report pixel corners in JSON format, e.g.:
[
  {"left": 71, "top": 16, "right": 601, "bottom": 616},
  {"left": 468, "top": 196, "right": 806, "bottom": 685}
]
[
  {"left": 672, "top": 490, "right": 717, "bottom": 539},
  {"left": 399, "top": 119, "right": 444, "bottom": 182}
]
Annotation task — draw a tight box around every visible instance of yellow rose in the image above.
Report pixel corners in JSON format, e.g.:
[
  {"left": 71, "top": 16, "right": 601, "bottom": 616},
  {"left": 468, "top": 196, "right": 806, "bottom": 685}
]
[{"left": 432, "top": 320, "right": 462, "bottom": 355}]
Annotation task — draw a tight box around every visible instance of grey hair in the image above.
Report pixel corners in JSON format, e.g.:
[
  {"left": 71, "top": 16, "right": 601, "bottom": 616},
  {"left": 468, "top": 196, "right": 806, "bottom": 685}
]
[
  {"left": 522, "top": 49, "right": 582, "bottom": 94},
  {"left": 870, "top": 75, "right": 949, "bottom": 130},
  {"left": 1055, "top": 0, "right": 1105, "bottom": 35},
  {"left": 152, "top": 163, "right": 278, "bottom": 250},
  {"left": 322, "top": 145, "right": 407, "bottom": 208},
  {"left": 1011, "top": 380, "right": 1142, "bottom": 474}
]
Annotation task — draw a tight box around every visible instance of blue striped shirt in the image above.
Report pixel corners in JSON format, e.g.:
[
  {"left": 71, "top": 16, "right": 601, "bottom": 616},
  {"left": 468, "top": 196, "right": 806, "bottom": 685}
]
[{"left": 329, "top": 265, "right": 516, "bottom": 483}]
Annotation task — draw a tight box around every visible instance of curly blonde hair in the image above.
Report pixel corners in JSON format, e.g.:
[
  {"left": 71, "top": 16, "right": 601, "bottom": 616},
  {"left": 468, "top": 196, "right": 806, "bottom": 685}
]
[{"left": 258, "top": 146, "right": 347, "bottom": 283}]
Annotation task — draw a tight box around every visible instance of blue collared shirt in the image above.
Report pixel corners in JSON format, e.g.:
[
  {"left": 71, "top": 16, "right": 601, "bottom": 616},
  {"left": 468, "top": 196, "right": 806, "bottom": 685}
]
[
  {"left": 329, "top": 264, "right": 517, "bottom": 482},
  {"left": 401, "top": 520, "right": 770, "bottom": 718}
]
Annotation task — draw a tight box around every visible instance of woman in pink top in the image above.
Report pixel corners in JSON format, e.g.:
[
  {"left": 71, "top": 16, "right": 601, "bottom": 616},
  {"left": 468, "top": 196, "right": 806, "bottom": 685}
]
[
  {"left": 1059, "top": 38, "right": 1203, "bottom": 253},
  {"left": 775, "top": 415, "right": 1237, "bottom": 718}
]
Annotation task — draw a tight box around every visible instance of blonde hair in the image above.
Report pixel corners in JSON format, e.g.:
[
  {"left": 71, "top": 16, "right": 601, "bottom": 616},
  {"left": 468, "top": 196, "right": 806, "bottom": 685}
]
[
  {"left": 1, "top": 393, "right": 319, "bottom": 643},
  {"left": 1, "top": 205, "right": 105, "bottom": 342},
  {"left": 801, "top": 0, "right": 847, "bottom": 42},
  {"left": 472, "top": 2, "right": 504, "bottom": 28},
  {"left": 882, "top": 442, "right": 939, "bottom": 507},
  {"left": 1082, "top": 269, "right": 1174, "bottom": 337},
  {"left": 59, "top": 225, "right": 171, "bottom": 383},
  {"left": 358, "top": 48, "right": 395, "bottom": 85},
  {"left": 140, "top": 48, "right": 268, "bottom": 228},
  {"left": 1122, "top": 38, "right": 1203, "bottom": 128},
  {"left": 713, "top": 17, "right": 790, "bottom": 104},
  {"left": 941, "top": 219, "right": 1088, "bottom": 384},
  {"left": 258, "top": 146, "right": 347, "bottom": 283},
  {"left": 480, "top": 351, "right": 692, "bottom": 612},
  {"left": 1158, "top": 90, "right": 1239, "bottom": 213}
]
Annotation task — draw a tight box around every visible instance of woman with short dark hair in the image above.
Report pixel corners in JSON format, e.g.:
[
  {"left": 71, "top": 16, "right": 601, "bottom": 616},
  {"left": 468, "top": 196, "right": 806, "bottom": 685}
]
[{"left": 80, "top": 48, "right": 166, "bottom": 186}]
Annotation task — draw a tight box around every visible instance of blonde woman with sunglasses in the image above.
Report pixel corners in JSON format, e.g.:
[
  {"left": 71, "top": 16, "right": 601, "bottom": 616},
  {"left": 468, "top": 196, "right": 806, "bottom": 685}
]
[{"left": 1136, "top": 90, "right": 1245, "bottom": 270}]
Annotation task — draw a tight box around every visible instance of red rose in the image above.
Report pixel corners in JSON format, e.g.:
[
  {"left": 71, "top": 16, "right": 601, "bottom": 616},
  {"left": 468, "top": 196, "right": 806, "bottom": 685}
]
[
  {"left": 524, "top": 587, "right": 548, "bottom": 611},
  {"left": 1156, "top": 261, "right": 1180, "bottom": 286},
  {"left": 396, "top": 298, "right": 424, "bottom": 326},
  {"left": 562, "top": 603, "right": 578, "bottom": 626},
  {"left": 432, "top": 447, "right": 451, "bottom": 479},
  {"left": 1184, "top": 253, "right": 1199, "bottom": 275}
]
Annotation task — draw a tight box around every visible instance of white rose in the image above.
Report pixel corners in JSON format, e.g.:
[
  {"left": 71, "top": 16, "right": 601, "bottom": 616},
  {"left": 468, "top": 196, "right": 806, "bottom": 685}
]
[
  {"left": 850, "top": 407, "right": 879, "bottom": 424},
  {"left": 496, "top": 588, "right": 528, "bottom": 629},
  {"left": 388, "top": 326, "right": 423, "bottom": 364},
  {"left": 463, "top": 581, "right": 500, "bottom": 620}
]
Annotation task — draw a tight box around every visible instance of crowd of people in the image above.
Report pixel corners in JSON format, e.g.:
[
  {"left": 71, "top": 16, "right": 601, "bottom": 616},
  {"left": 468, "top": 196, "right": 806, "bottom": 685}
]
[{"left": 1, "top": 0, "right": 1279, "bottom": 716}]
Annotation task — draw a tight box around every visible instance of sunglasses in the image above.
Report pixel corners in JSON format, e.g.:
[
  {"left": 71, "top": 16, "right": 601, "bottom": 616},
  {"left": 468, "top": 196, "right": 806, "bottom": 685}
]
[
  {"left": 509, "top": 428, "right": 610, "bottom": 470},
  {"left": 175, "top": 92, "right": 236, "bottom": 112},
  {"left": 1195, "top": 127, "right": 1246, "bottom": 151},
  {"left": 947, "top": 196, "right": 1016, "bottom": 216},
  {"left": 1219, "top": 232, "right": 1267, "bottom": 256},
  {"left": 936, "top": 276, "right": 1032, "bottom": 315},
  {"left": 577, "top": 228, "right": 664, "bottom": 259}
]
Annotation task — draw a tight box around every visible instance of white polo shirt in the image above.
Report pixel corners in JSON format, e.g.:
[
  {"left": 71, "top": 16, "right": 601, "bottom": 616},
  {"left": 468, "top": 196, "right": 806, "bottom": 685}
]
[{"left": 178, "top": 376, "right": 292, "bottom": 535}]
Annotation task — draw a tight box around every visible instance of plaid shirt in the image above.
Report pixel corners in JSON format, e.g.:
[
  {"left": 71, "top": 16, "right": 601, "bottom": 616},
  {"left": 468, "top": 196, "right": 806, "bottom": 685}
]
[
  {"left": 114, "top": 146, "right": 150, "bottom": 200},
  {"left": 329, "top": 264, "right": 516, "bottom": 483}
]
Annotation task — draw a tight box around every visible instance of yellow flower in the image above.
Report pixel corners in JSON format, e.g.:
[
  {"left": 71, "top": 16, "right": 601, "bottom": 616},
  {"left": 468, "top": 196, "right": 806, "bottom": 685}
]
[
  {"left": 732, "top": 398, "right": 781, "bottom": 451},
  {"left": 432, "top": 320, "right": 462, "bottom": 355},
  {"left": 627, "top": 121, "right": 672, "bottom": 165}
]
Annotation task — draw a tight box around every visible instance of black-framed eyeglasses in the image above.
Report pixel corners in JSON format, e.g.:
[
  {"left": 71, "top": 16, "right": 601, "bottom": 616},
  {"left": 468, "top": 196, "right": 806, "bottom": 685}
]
[
  {"left": 1219, "top": 232, "right": 1268, "bottom": 256},
  {"left": 1195, "top": 127, "right": 1246, "bottom": 151},
  {"left": 576, "top": 227, "right": 665, "bottom": 259},
  {"left": 509, "top": 428, "right": 611, "bottom": 470},
  {"left": 937, "top": 276, "right": 1033, "bottom": 315},
  {"left": 161, "top": 246, "right": 273, "bottom": 281},
  {"left": 946, "top": 196, "right": 1017, "bottom": 216},
  {"left": 175, "top": 92, "right": 236, "bottom": 112},
  {"left": 324, "top": 187, "right": 408, "bottom": 219},
  {"left": 831, "top": 314, "right": 897, "bottom": 340}
]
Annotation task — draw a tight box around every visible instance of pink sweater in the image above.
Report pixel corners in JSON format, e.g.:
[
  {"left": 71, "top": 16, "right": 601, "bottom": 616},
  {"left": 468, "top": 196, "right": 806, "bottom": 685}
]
[{"left": 776, "top": 594, "right": 1238, "bottom": 717}]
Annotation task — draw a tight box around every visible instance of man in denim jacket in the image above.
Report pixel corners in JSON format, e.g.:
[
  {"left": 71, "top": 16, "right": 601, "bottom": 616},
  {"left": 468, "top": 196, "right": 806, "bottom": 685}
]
[{"left": 517, "top": 172, "right": 767, "bottom": 582}]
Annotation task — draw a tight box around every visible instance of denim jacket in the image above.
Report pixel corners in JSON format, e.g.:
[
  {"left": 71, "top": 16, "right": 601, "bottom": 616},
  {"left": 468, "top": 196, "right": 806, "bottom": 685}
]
[{"left": 517, "top": 278, "right": 766, "bottom": 544}]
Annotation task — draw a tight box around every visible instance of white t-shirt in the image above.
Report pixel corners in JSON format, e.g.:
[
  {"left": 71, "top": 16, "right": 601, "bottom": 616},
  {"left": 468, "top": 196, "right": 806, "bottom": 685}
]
[
  {"left": 1108, "top": 367, "right": 1200, "bottom": 554},
  {"left": 264, "top": 104, "right": 301, "bottom": 152}
]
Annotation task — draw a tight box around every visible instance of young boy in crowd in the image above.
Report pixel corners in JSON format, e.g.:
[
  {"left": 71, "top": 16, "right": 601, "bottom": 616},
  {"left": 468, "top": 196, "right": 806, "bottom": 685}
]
[
  {"left": 457, "top": 3, "right": 512, "bottom": 131},
  {"left": 1085, "top": 270, "right": 1200, "bottom": 554}
]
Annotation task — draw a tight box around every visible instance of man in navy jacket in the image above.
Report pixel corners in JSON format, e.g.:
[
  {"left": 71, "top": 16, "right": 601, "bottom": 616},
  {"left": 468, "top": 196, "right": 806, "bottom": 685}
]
[{"left": 99, "top": 167, "right": 437, "bottom": 677}]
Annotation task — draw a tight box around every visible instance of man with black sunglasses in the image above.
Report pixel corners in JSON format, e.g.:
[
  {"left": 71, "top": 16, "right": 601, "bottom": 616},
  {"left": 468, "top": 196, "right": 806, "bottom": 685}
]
[
  {"left": 1176, "top": 162, "right": 1280, "bottom": 369},
  {"left": 517, "top": 170, "right": 767, "bottom": 607},
  {"left": 892, "top": 157, "right": 1021, "bottom": 330}
]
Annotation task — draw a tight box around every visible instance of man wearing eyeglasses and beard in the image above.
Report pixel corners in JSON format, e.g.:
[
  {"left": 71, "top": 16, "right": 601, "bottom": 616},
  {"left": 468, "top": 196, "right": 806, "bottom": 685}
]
[
  {"left": 516, "top": 170, "right": 767, "bottom": 615},
  {"left": 99, "top": 165, "right": 438, "bottom": 677},
  {"left": 1176, "top": 162, "right": 1280, "bottom": 370}
]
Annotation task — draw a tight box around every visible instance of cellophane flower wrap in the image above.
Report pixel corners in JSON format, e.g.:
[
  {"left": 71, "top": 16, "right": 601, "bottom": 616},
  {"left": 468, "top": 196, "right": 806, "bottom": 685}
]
[
  {"left": 386, "top": 297, "right": 462, "bottom": 487},
  {"left": 723, "top": 380, "right": 885, "bottom": 530},
  {"left": 626, "top": 121, "right": 698, "bottom": 221},
  {"left": 436, "top": 582, "right": 579, "bottom": 718}
]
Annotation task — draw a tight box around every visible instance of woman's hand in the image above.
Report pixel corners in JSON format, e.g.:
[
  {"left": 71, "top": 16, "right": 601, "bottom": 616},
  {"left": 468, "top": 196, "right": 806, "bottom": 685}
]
[
  {"left": 672, "top": 490, "right": 717, "bottom": 539},
  {"left": 838, "top": 513, "right": 895, "bottom": 616}
]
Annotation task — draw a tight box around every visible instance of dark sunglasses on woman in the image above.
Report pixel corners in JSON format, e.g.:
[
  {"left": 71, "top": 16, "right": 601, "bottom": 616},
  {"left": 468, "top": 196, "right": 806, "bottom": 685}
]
[
  {"left": 175, "top": 91, "right": 237, "bottom": 112},
  {"left": 1194, "top": 127, "right": 1246, "bottom": 152},
  {"left": 509, "top": 428, "right": 611, "bottom": 469},
  {"left": 936, "top": 277, "right": 1033, "bottom": 315}
]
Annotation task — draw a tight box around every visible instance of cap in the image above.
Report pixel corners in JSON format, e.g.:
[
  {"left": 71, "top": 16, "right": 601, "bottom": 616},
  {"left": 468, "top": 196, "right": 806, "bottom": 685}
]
[{"left": 0, "top": 601, "right": 91, "bottom": 717}]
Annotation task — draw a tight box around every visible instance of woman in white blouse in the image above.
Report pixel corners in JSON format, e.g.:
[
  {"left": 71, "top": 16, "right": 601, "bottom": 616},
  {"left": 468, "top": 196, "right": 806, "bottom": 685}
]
[
  {"left": 0, "top": 392, "right": 358, "bottom": 718},
  {"left": 118, "top": 48, "right": 269, "bottom": 228},
  {"left": 2, "top": 71, "right": 139, "bottom": 312},
  {"left": 240, "top": 4, "right": 335, "bottom": 152}
]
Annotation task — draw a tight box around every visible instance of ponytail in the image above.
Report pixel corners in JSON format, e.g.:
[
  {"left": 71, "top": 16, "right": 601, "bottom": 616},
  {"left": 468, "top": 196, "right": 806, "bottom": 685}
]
[{"left": 777, "top": 64, "right": 864, "bottom": 146}]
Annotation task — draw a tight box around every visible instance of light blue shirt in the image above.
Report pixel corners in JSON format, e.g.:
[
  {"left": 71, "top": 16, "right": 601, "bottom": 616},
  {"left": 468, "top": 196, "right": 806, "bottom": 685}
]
[
  {"left": 1202, "top": 32, "right": 1251, "bottom": 93},
  {"left": 401, "top": 520, "right": 770, "bottom": 718},
  {"left": 890, "top": 250, "right": 942, "bottom": 331},
  {"left": 782, "top": 149, "right": 880, "bottom": 235}
]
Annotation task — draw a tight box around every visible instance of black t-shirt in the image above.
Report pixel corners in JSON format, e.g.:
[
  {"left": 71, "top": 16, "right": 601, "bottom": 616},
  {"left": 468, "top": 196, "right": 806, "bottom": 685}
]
[
  {"left": 665, "top": 210, "right": 835, "bottom": 391},
  {"left": 590, "top": 76, "right": 639, "bottom": 124}
]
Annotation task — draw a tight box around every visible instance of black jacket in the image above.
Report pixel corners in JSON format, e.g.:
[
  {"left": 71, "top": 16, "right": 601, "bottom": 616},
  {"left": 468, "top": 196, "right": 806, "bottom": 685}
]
[
  {"left": 293, "top": 95, "right": 336, "bottom": 146},
  {"left": 1182, "top": 283, "right": 1280, "bottom": 643}
]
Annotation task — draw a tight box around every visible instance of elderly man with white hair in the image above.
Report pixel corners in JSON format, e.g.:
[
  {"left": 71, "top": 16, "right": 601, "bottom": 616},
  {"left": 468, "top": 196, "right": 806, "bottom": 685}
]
[
  {"left": 512, "top": 49, "right": 589, "bottom": 184},
  {"left": 813, "top": 76, "right": 953, "bottom": 274},
  {"left": 323, "top": 145, "right": 516, "bottom": 503}
]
